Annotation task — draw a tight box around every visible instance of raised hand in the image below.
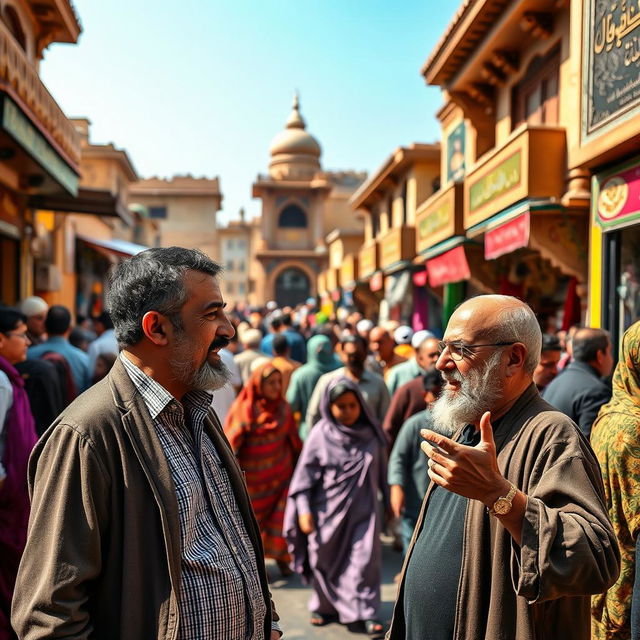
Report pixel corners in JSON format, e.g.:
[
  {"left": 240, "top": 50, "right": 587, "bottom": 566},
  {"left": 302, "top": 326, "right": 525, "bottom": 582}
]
[
  {"left": 298, "top": 512, "right": 315, "bottom": 534},
  {"left": 419, "top": 411, "right": 511, "bottom": 508}
]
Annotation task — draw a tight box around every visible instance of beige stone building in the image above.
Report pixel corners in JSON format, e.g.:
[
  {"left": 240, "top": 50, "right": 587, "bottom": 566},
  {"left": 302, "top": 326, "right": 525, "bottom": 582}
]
[
  {"left": 129, "top": 174, "right": 222, "bottom": 260},
  {"left": 251, "top": 95, "right": 365, "bottom": 307},
  {"left": 217, "top": 209, "right": 252, "bottom": 306}
]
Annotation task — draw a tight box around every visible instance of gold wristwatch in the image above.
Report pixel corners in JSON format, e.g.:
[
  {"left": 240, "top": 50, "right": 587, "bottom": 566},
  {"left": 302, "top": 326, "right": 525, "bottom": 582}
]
[{"left": 489, "top": 482, "right": 517, "bottom": 516}]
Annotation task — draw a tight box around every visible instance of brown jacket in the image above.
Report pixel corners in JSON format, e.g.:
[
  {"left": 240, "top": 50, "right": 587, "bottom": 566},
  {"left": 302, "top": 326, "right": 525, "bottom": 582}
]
[
  {"left": 388, "top": 384, "right": 620, "bottom": 640},
  {"left": 12, "top": 358, "right": 278, "bottom": 639}
]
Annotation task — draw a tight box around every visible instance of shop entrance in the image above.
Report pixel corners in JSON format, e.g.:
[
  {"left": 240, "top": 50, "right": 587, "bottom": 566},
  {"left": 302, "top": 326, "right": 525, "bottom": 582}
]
[
  {"left": 0, "top": 234, "right": 19, "bottom": 305},
  {"left": 275, "top": 268, "right": 310, "bottom": 308}
]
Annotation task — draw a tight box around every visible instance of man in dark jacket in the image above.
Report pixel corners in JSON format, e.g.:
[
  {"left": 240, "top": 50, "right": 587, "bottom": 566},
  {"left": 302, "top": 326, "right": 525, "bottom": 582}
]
[
  {"left": 542, "top": 327, "right": 613, "bottom": 438},
  {"left": 12, "top": 247, "right": 281, "bottom": 640}
]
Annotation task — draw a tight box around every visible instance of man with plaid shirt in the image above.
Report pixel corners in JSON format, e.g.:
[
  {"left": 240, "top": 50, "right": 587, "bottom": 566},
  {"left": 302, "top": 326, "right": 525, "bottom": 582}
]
[{"left": 12, "top": 247, "right": 281, "bottom": 640}]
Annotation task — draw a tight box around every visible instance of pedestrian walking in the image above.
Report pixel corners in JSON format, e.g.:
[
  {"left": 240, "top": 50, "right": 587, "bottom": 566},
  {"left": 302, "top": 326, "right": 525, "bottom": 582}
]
[
  {"left": 286, "top": 334, "right": 341, "bottom": 439},
  {"left": 224, "top": 362, "right": 302, "bottom": 577},
  {"left": 388, "top": 369, "right": 443, "bottom": 554},
  {"left": 284, "top": 378, "right": 389, "bottom": 636},
  {"left": 12, "top": 247, "right": 281, "bottom": 640},
  {"left": 0, "top": 308, "right": 38, "bottom": 640},
  {"left": 543, "top": 327, "right": 613, "bottom": 438},
  {"left": 305, "top": 335, "right": 389, "bottom": 430},
  {"left": 591, "top": 320, "right": 640, "bottom": 639},
  {"left": 389, "top": 294, "right": 619, "bottom": 640}
]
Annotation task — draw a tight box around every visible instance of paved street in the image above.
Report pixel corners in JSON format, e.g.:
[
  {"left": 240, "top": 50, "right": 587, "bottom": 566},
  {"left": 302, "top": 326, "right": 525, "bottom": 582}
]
[{"left": 267, "top": 538, "right": 403, "bottom": 639}]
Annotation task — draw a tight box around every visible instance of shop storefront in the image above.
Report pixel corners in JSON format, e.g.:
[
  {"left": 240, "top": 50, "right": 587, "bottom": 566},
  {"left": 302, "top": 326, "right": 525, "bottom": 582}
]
[
  {"left": 590, "top": 157, "right": 640, "bottom": 349},
  {"left": 378, "top": 226, "right": 415, "bottom": 323},
  {"left": 357, "top": 241, "right": 384, "bottom": 321},
  {"left": 415, "top": 182, "right": 479, "bottom": 330},
  {"left": 463, "top": 125, "right": 588, "bottom": 330}
]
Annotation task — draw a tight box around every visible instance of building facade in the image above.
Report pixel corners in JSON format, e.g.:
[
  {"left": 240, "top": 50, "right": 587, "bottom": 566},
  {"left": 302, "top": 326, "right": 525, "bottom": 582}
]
[
  {"left": 413, "top": 0, "right": 590, "bottom": 332},
  {"left": 251, "top": 94, "right": 366, "bottom": 307},
  {"left": 0, "top": 0, "right": 82, "bottom": 305},
  {"left": 129, "top": 174, "right": 222, "bottom": 261},
  {"left": 349, "top": 144, "right": 441, "bottom": 326},
  {"left": 217, "top": 210, "right": 252, "bottom": 307}
]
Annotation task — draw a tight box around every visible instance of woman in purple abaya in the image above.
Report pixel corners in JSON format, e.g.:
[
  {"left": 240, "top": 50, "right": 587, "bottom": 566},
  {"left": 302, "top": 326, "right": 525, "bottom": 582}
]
[{"left": 284, "top": 377, "right": 389, "bottom": 636}]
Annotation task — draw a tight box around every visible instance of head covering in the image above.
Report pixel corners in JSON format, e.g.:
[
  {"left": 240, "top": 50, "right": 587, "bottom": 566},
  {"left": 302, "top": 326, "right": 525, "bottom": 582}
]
[
  {"left": 19, "top": 296, "right": 48, "bottom": 317},
  {"left": 305, "top": 335, "right": 338, "bottom": 373},
  {"left": 394, "top": 325, "right": 414, "bottom": 345},
  {"left": 411, "top": 329, "right": 436, "bottom": 349},
  {"left": 285, "top": 335, "right": 341, "bottom": 439},
  {"left": 318, "top": 376, "right": 387, "bottom": 447},
  {"left": 356, "top": 319, "right": 374, "bottom": 334},
  {"left": 595, "top": 321, "right": 640, "bottom": 421},
  {"left": 590, "top": 320, "right": 640, "bottom": 636},
  {"left": 224, "top": 362, "right": 297, "bottom": 446},
  {"left": 266, "top": 300, "right": 277, "bottom": 311}
]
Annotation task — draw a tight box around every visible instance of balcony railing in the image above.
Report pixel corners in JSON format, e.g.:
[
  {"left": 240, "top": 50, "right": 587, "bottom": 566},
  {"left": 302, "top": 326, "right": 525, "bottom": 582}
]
[
  {"left": 0, "top": 20, "right": 80, "bottom": 167},
  {"left": 463, "top": 125, "right": 566, "bottom": 230}
]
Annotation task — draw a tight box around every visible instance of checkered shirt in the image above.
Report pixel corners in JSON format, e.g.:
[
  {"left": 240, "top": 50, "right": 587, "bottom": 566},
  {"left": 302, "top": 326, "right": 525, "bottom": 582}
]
[{"left": 121, "top": 354, "right": 268, "bottom": 640}]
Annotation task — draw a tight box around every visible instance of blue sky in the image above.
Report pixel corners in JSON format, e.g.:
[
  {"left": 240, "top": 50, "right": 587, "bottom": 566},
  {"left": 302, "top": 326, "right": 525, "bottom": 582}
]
[{"left": 40, "top": 1, "right": 459, "bottom": 224}]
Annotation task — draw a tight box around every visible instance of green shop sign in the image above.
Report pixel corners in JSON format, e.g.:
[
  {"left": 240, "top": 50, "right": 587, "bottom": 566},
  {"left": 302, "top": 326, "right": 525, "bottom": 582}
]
[
  {"left": 469, "top": 151, "right": 521, "bottom": 213},
  {"left": 1, "top": 96, "right": 78, "bottom": 196},
  {"left": 419, "top": 200, "right": 451, "bottom": 239}
]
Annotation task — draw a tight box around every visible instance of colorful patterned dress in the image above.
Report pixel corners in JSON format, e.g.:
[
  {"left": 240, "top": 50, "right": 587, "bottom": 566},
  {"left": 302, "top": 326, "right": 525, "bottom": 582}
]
[
  {"left": 224, "top": 362, "right": 302, "bottom": 562},
  {"left": 591, "top": 320, "right": 640, "bottom": 640}
]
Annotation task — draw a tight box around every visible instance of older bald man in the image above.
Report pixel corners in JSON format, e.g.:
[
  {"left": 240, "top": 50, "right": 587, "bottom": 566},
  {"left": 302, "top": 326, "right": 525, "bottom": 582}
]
[{"left": 388, "top": 295, "right": 619, "bottom": 640}]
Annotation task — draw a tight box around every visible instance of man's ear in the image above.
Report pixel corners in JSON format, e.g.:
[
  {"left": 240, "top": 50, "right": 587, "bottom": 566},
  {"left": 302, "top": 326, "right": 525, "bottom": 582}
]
[
  {"left": 505, "top": 343, "right": 527, "bottom": 376},
  {"left": 141, "top": 311, "right": 170, "bottom": 346}
]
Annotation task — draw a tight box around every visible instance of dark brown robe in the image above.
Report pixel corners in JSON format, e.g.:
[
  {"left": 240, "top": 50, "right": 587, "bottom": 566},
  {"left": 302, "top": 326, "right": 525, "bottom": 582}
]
[{"left": 388, "top": 383, "right": 620, "bottom": 640}]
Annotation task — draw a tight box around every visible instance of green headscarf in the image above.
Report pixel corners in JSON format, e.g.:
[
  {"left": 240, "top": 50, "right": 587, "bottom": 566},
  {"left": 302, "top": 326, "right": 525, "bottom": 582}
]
[
  {"left": 286, "top": 335, "right": 341, "bottom": 439},
  {"left": 591, "top": 320, "right": 640, "bottom": 639}
]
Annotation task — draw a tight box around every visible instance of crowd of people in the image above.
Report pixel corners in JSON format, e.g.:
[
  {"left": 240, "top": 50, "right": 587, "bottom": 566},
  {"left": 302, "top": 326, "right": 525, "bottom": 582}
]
[{"left": 0, "top": 246, "right": 638, "bottom": 639}]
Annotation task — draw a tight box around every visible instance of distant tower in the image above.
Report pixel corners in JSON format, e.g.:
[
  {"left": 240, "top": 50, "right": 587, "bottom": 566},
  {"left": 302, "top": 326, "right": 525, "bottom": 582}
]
[{"left": 252, "top": 94, "right": 331, "bottom": 307}]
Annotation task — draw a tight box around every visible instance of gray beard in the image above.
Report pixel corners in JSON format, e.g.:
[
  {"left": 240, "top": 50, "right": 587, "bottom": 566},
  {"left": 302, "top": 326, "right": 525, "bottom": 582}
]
[
  {"left": 431, "top": 350, "right": 504, "bottom": 436},
  {"left": 171, "top": 338, "right": 231, "bottom": 392}
]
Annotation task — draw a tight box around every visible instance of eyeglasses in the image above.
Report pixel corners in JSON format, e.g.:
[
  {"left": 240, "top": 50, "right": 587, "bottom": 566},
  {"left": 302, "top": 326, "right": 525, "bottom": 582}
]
[
  {"left": 2, "top": 331, "right": 30, "bottom": 342},
  {"left": 437, "top": 340, "right": 518, "bottom": 362}
]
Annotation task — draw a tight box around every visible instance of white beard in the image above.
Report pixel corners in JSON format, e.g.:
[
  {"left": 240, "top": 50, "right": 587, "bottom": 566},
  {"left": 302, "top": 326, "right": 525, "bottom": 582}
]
[{"left": 431, "top": 350, "right": 504, "bottom": 436}]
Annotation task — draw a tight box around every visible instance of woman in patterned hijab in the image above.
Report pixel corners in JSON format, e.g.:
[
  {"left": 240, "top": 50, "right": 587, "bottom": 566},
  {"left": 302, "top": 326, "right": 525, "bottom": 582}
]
[{"left": 591, "top": 320, "right": 640, "bottom": 639}]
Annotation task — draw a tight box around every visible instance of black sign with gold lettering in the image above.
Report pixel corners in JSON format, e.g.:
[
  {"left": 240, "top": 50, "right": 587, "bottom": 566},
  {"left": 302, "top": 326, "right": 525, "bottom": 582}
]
[{"left": 584, "top": 0, "right": 640, "bottom": 136}]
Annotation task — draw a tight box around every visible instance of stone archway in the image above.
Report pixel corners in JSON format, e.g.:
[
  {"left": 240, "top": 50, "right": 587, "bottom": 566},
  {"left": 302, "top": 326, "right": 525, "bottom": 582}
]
[{"left": 274, "top": 267, "right": 311, "bottom": 307}]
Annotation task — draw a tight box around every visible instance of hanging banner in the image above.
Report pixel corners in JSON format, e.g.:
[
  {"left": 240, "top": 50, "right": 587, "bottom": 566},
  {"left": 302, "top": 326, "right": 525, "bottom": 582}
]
[
  {"left": 427, "top": 246, "right": 471, "bottom": 287},
  {"left": 485, "top": 212, "right": 530, "bottom": 259}
]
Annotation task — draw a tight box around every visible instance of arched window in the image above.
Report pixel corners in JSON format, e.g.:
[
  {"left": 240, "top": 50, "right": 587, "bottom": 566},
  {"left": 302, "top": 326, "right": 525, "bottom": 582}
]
[
  {"left": 2, "top": 6, "right": 27, "bottom": 52},
  {"left": 278, "top": 204, "right": 307, "bottom": 228}
]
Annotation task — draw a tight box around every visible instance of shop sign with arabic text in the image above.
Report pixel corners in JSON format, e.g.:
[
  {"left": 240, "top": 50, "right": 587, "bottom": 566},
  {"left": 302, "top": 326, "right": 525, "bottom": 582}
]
[
  {"left": 469, "top": 151, "right": 522, "bottom": 213},
  {"left": 584, "top": 0, "right": 640, "bottom": 136}
]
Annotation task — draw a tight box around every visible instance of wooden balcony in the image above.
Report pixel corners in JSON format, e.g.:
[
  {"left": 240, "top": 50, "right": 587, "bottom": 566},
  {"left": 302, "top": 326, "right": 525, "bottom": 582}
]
[
  {"left": 326, "top": 267, "right": 340, "bottom": 292},
  {"left": 415, "top": 182, "right": 464, "bottom": 254},
  {"left": 464, "top": 125, "right": 566, "bottom": 230},
  {"left": 0, "top": 19, "right": 80, "bottom": 169},
  {"left": 379, "top": 226, "right": 416, "bottom": 271},
  {"left": 340, "top": 253, "right": 359, "bottom": 287},
  {"left": 358, "top": 241, "right": 379, "bottom": 279}
]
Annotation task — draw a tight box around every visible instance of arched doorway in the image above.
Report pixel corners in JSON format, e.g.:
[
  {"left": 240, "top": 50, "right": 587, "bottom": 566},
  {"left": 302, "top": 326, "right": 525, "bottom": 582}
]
[{"left": 275, "top": 267, "right": 310, "bottom": 307}]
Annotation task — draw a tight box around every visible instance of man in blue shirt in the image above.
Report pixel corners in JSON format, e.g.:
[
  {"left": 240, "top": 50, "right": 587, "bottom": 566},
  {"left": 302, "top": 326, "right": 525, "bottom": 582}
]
[{"left": 29, "top": 305, "right": 91, "bottom": 393}]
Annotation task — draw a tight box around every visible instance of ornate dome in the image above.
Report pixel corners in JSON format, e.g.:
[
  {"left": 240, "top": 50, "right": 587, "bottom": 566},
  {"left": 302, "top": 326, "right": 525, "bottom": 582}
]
[{"left": 268, "top": 94, "right": 322, "bottom": 180}]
